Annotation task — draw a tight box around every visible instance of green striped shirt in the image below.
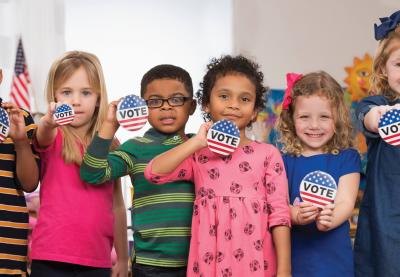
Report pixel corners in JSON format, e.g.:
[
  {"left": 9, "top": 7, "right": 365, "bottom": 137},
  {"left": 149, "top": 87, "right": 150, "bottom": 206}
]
[{"left": 80, "top": 128, "right": 194, "bottom": 267}]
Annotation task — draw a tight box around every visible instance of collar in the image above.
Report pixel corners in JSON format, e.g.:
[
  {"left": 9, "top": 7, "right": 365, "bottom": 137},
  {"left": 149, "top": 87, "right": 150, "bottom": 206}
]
[{"left": 143, "top": 128, "right": 191, "bottom": 144}]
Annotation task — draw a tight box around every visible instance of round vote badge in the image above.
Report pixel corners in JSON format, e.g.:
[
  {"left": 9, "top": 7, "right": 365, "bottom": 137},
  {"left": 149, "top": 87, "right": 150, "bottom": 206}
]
[
  {"left": 299, "top": 171, "right": 337, "bottom": 208},
  {"left": 207, "top": 120, "right": 240, "bottom": 156},
  {"left": 117, "top": 94, "right": 148, "bottom": 132},
  {"left": 53, "top": 103, "right": 75, "bottom": 125},
  {"left": 0, "top": 107, "right": 10, "bottom": 143},
  {"left": 378, "top": 109, "right": 400, "bottom": 146}
]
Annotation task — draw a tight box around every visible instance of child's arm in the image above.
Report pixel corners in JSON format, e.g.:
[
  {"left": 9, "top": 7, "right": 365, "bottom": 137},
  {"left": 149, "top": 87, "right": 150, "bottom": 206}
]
[
  {"left": 81, "top": 101, "right": 133, "bottom": 184},
  {"left": 3, "top": 103, "right": 39, "bottom": 192},
  {"left": 316, "top": 172, "right": 360, "bottom": 231},
  {"left": 148, "top": 122, "right": 211, "bottom": 175},
  {"left": 36, "top": 102, "right": 58, "bottom": 148},
  {"left": 363, "top": 105, "right": 393, "bottom": 133},
  {"left": 111, "top": 178, "right": 129, "bottom": 277},
  {"left": 272, "top": 226, "right": 291, "bottom": 277},
  {"left": 265, "top": 147, "right": 292, "bottom": 276}
]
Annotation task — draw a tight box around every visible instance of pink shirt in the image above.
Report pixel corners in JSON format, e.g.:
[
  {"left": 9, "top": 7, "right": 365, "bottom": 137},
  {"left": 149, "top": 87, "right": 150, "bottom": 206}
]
[{"left": 31, "top": 129, "right": 114, "bottom": 268}]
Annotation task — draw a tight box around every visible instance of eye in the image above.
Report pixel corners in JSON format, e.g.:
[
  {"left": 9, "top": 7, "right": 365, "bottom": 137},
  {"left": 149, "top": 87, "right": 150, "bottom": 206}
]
[
  {"left": 241, "top": 97, "right": 250, "bottom": 102},
  {"left": 61, "top": 90, "right": 71, "bottom": 96},
  {"left": 170, "top": 96, "right": 185, "bottom": 105},
  {"left": 219, "top": 94, "right": 228, "bottom": 100},
  {"left": 299, "top": 115, "right": 309, "bottom": 119},
  {"left": 82, "top": 90, "right": 92, "bottom": 96}
]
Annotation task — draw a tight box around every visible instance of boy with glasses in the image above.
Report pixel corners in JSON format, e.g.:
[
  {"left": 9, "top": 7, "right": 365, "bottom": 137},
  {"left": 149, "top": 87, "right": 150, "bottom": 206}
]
[{"left": 80, "top": 64, "right": 196, "bottom": 277}]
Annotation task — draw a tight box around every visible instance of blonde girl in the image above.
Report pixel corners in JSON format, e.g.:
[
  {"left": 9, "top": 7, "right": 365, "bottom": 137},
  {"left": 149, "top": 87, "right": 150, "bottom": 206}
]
[
  {"left": 30, "top": 51, "right": 128, "bottom": 277},
  {"left": 277, "top": 71, "right": 361, "bottom": 277}
]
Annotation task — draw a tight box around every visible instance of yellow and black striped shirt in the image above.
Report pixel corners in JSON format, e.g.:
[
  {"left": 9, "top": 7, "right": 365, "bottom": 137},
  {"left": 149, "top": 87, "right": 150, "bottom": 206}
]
[{"left": 0, "top": 110, "right": 38, "bottom": 276}]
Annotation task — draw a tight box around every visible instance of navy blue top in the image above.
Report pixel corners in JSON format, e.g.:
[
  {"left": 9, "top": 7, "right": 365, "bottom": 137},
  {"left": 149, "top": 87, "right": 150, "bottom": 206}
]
[
  {"left": 283, "top": 149, "right": 361, "bottom": 277},
  {"left": 354, "top": 95, "right": 400, "bottom": 277}
]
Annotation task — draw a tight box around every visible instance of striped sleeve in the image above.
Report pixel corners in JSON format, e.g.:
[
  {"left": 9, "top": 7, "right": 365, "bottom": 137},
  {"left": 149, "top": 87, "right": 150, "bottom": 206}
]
[{"left": 81, "top": 134, "right": 136, "bottom": 184}]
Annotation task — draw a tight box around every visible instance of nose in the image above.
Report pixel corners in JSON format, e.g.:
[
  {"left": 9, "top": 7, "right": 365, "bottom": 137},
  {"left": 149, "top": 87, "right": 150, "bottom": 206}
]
[
  {"left": 310, "top": 117, "right": 319, "bottom": 129},
  {"left": 160, "top": 99, "right": 172, "bottom": 110},
  {"left": 71, "top": 93, "right": 81, "bottom": 106},
  {"left": 227, "top": 98, "right": 240, "bottom": 109}
]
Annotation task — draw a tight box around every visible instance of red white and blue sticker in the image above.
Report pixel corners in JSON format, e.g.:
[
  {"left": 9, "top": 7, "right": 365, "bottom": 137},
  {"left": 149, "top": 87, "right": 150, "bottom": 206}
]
[
  {"left": 378, "top": 109, "right": 400, "bottom": 146},
  {"left": 299, "top": 170, "right": 337, "bottom": 208},
  {"left": 117, "top": 94, "right": 148, "bottom": 131},
  {"left": 53, "top": 103, "right": 75, "bottom": 125},
  {"left": 0, "top": 107, "right": 10, "bottom": 142},
  {"left": 207, "top": 120, "right": 240, "bottom": 156}
]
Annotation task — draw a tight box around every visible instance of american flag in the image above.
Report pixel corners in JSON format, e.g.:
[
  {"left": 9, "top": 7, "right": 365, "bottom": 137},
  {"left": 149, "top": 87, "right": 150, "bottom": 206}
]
[
  {"left": 117, "top": 95, "right": 148, "bottom": 131},
  {"left": 53, "top": 103, "right": 75, "bottom": 125},
  {"left": 378, "top": 109, "right": 400, "bottom": 146},
  {"left": 10, "top": 39, "right": 32, "bottom": 111},
  {"left": 0, "top": 107, "right": 10, "bottom": 142},
  {"left": 299, "top": 170, "right": 337, "bottom": 208},
  {"left": 207, "top": 119, "right": 240, "bottom": 156}
]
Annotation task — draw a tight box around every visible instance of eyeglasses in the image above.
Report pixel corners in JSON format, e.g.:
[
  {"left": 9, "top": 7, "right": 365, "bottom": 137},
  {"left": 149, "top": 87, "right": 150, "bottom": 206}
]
[{"left": 145, "top": 96, "right": 191, "bottom": 108}]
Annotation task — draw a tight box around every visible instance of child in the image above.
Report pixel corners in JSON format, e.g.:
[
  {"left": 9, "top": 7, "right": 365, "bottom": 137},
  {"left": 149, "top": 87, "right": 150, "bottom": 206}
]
[
  {"left": 353, "top": 10, "right": 400, "bottom": 277},
  {"left": 277, "top": 71, "right": 361, "bottom": 277},
  {"left": 29, "top": 51, "right": 128, "bottom": 277},
  {"left": 144, "top": 55, "right": 291, "bottom": 277},
  {"left": 80, "top": 64, "right": 197, "bottom": 276},
  {"left": 0, "top": 69, "right": 39, "bottom": 276}
]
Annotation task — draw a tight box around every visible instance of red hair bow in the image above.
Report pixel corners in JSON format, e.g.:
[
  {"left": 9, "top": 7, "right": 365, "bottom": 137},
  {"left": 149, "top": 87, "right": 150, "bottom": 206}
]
[{"left": 282, "top": 73, "right": 303, "bottom": 110}]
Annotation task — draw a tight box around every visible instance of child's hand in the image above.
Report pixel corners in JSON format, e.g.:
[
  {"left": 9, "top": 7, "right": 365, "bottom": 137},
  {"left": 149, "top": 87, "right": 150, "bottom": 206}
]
[
  {"left": 40, "top": 102, "right": 59, "bottom": 129},
  {"left": 111, "top": 259, "right": 128, "bottom": 277},
  {"left": 364, "top": 105, "right": 395, "bottom": 132},
  {"left": 193, "top": 121, "right": 212, "bottom": 148},
  {"left": 294, "top": 202, "right": 319, "bottom": 225},
  {"left": 2, "top": 102, "right": 27, "bottom": 142},
  {"left": 316, "top": 203, "right": 335, "bottom": 231},
  {"left": 105, "top": 99, "right": 120, "bottom": 127}
]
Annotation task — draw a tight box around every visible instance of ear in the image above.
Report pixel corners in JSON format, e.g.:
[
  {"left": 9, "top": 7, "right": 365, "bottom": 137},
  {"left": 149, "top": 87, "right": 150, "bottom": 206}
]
[
  {"left": 203, "top": 103, "right": 210, "bottom": 113},
  {"left": 251, "top": 110, "right": 258, "bottom": 123},
  {"left": 0, "top": 69, "right": 3, "bottom": 85},
  {"left": 189, "top": 99, "right": 196, "bottom": 115}
]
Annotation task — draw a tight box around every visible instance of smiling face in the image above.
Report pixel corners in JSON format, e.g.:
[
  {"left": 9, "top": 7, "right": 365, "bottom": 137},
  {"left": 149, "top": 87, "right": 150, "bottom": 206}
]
[
  {"left": 204, "top": 74, "right": 257, "bottom": 134},
  {"left": 143, "top": 78, "right": 195, "bottom": 137},
  {"left": 54, "top": 66, "right": 99, "bottom": 135},
  {"left": 293, "top": 94, "right": 335, "bottom": 156}
]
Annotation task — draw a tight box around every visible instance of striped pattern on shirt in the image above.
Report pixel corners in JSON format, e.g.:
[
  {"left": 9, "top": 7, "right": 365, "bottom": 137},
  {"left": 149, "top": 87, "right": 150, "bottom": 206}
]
[
  {"left": 81, "top": 128, "right": 194, "bottom": 268},
  {"left": 0, "top": 110, "right": 38, "bottom": 276}
]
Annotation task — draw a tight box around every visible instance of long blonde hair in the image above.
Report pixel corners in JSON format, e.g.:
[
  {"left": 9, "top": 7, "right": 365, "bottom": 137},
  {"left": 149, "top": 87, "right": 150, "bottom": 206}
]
[
  {"left": 46, "top": 51, "right": 109, "bottom": 164},
  {"left": 370, "top": 26, "right": 400, "bottom": 100},
  {"left": 276, "top": 71, "right": 354, "bottom": 156}
]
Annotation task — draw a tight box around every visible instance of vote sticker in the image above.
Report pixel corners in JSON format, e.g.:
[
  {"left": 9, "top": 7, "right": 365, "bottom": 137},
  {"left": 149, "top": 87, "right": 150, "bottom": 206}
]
[
  {"left": 207, "top": 120, "right": 240, "bottom": 156},
  {"left": 299, "top": 171, "right": 337, "bottom": 208},
  {"left": 0, "top": 107, "right": 10, "bottom": 143},
  {"left": 378, "top": 109, "right": 400, "bottom": 146},
  {"left": 117, "top": 94, "right": 148, "bottom": 132},
  {"left": 53, "top": 103, "right": 75, "bottom": 125}
]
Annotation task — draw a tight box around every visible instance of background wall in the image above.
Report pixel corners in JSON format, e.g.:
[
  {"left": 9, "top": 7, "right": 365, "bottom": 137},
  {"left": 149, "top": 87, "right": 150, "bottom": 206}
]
[{"left": 233, "top": 0, "right": 399, "bottom": 89}]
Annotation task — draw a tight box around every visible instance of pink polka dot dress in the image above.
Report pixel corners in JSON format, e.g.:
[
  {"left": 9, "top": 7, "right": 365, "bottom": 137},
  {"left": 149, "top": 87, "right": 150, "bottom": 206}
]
[{"left": 145, "top": 141, "right": 291, "bottom": 276}]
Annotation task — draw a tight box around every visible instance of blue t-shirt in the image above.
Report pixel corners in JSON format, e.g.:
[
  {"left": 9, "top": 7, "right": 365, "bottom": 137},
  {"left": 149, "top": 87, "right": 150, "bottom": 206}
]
[{"left": 283, "top": 149, "right": 361, "bottom": 277}]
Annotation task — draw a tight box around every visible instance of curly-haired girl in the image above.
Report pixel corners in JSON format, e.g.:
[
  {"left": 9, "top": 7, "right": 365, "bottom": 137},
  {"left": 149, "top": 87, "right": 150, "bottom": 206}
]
[
  {"left": 277, "top": 71, "right": 361, "bottom": 277},
  {"left": 145, "top": 55, "right": 291, "bottom": 277}
]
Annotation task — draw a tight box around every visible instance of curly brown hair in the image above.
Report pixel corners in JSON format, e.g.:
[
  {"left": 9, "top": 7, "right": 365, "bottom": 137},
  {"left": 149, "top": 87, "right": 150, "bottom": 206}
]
[
  {"left": 370, "top": 25, "right": 400, "bottom": 100},
  {"left": 276, "top": 71, "right": 354, "bottom": 156},
  {"left": 196, "top": 55, "right": 268, "bottom": 121}
]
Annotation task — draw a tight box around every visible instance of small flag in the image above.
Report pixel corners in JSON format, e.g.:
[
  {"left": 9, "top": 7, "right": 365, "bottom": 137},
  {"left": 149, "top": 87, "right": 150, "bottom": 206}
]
[
  {"left": 10, "top": 38, "right": 32, "bottom": 111},
  {"left": 378, "top": 109, "right": 400, "bottom": 146},
  {"left": 207, "top": 120, "right": 240, "bottom": 156},
  {"left": 117, "top": 94, "right": 148, "bottom": 131},
  {"left": 53, "top": 103, "right": 75, "bottom": 125},
  {"left": 0, "top": 107, "right": 10, "bottom": 142},
  {"left": 299, "top": 170, "right": 337, "bottom": 208}
]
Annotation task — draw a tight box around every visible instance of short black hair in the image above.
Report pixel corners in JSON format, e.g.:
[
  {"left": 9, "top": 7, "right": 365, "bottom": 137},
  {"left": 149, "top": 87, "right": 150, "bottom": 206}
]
[
  {"left": 140, "top": 64, "right": 193, "bottom": 97},
  {"left": 196, "top": 55, "right": 268, "bottom": 121}
]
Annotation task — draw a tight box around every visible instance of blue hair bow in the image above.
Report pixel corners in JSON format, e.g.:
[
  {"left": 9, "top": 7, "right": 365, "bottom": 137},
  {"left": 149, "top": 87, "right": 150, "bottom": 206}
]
[{"left": 374, "top": 10, "right": 400, "bottom": 41}]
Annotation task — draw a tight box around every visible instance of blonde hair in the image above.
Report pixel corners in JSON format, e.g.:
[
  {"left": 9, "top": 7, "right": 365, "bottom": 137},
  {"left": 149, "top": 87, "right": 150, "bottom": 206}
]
[
  {"left": 276, "top": 71, "right": 354, "bottom": 156},
  {"left": 46, "top": 51, "right": 109, "bottom": 164},
  {"left": 370, "top": 25, "right": 400, "bottom": 100}
]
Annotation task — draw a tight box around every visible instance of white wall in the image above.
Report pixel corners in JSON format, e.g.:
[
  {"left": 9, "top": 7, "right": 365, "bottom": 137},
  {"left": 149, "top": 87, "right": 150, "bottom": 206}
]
[
  {"left": 65, "top": 0, "right": 233, "bottom": 142},
  {"left": 233, "top": 0, "right": 398, "bottom": 89}
]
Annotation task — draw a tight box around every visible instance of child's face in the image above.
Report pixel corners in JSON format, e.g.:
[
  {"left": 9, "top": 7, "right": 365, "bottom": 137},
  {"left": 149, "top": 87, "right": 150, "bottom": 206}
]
[
  {"left": 143, "top": 79, "right": 195, "bottom": 137},
  {"left": 204, "top": 74, "right": 257, "bottom": 131},
  {"left": 54, "top": 66, "right": 99, "bottom": 134},
  {"left": 293, "top": 94, "right": 335, "bottom": 156},
  {"left": 384, "top": 47, "right": 400, "bottom": 95}
]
